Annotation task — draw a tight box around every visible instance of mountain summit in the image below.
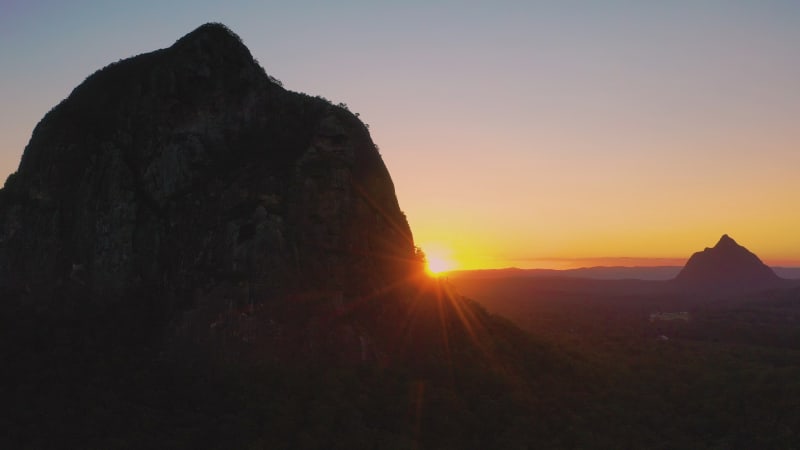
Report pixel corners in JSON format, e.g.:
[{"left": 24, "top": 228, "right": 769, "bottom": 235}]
[{"left": 674, "top": 234, "right": 781, "bottom": 291}]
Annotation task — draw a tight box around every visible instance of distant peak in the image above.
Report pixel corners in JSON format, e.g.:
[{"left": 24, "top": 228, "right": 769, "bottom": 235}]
[
  {"left": 715, "top": 234, "right": 738, "bottom": 248},
  {"left": 674, "top": 234, "right": 780, "bottom": 288}
]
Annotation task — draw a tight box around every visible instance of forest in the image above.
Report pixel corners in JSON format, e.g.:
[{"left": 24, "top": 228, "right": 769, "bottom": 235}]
[{"left": 4, "top": 274, "right": 800, "bottom": 449}]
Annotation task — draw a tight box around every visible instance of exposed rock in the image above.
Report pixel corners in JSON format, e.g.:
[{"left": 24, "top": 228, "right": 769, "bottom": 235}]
[{"left": 0, "top": 23, "right": 419, "bottom": 362}]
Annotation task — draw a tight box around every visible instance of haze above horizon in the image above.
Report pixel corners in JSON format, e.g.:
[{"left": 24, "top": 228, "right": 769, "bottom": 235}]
[{"left": 2, "top": 1, "right": 798, "bottom": 270}]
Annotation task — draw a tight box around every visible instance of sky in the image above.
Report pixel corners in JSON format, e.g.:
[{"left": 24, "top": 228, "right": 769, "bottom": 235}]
[{"left": 1, "top": 1, "right": 799, "bottom": 270}]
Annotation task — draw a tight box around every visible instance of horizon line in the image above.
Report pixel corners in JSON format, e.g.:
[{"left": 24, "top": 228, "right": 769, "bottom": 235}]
[{"left": 455, "top": 256, "right": 800, "bottom": 271}]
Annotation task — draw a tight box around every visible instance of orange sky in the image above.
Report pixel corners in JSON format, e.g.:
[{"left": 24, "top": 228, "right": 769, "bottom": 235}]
[{"left": 2, "top": 2, "right": 799, "bottom": 270}]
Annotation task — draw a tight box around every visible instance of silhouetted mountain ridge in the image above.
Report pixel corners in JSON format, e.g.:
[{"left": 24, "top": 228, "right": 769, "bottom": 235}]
[
  {"left": 0, "top": 22, "right": 423, "bottom": 364},
  {"left": 675, "top": 234, "right": 782, "bottom": 291}
]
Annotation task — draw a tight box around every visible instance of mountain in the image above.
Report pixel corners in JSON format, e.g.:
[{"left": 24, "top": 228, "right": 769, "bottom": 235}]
[
  {"left": 0, "top": 23, "right": 426, "bottom": 363},
  {"left": 674, "top": 234, "right": 782, "bottom": 291}
]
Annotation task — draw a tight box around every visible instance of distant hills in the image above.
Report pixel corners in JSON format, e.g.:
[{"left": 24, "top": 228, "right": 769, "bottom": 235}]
[
  {"left": 449, "top": 266, "right": 683, "bottom": 281},
  {"left": 450, "top": 235, "right": 800, "bottom": 282},
  {"left": 773, "top": 267, "right": 800, "bottom": 279}
]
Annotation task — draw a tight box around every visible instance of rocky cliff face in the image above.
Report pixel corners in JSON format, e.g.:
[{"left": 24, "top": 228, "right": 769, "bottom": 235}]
[
  {"left": 0, "top": 23, "right": 419, "bottom": 361},
  {"left": 674, "top": 234, "right": 781, "bottom": 292}
]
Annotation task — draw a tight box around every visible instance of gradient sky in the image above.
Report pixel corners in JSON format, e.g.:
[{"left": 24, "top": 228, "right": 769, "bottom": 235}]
[{"left": 2, "top": 1, "right": 799, "bottom": 269}]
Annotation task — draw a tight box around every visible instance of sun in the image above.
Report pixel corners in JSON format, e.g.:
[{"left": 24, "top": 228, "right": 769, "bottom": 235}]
[
  {"left": 422, "top": 244, "right": 456, "bottom": 277},
  {"left": 426, "top": 256, "right": 453, "bottom": 276}
]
